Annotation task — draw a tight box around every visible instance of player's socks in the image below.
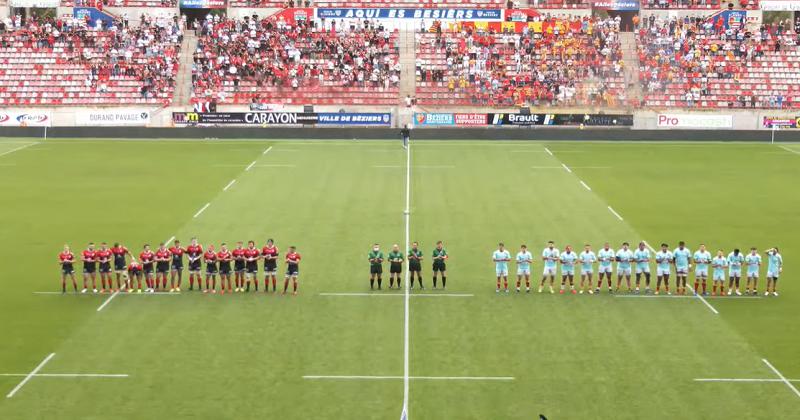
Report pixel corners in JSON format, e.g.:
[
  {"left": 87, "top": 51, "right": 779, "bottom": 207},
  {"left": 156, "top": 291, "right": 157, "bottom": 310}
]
[
  {"left": 390, "top": 278, "right": 395, "bottom": 288},
  {"left": 497, "top": 280, "right": 501, "bottom": 290},
  {"left": 62, "top": 283, "right": 66, "bottom": 293},
  {"left": 370, "top": 279, "right": 374, "bottom": 290},
  {"left": 272, "top": 278, "right": 277, "bottom": 292},
  {"left": 293, "top": 282, "right": 297, "bottom": 293},
  {"left": 442, "top": 277, "right": 446, "bottom": 288},
  {"left": 377, "top": 278, "right": 382, "bottom": 290},
  {"left": 702, "top": 282, "right": 707, "bottom": 293},
  {"left": 283, "top": 280, "right": 289, "bottom": 293},
  {"left": 433, "top": 277, "right": 437, "bottom": 288}
]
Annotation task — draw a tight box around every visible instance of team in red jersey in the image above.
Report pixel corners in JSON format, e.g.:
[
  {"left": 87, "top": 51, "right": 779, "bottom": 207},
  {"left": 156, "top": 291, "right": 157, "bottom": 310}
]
[{"left": 59, "top": 239, "right": 302, "bottom": 295}]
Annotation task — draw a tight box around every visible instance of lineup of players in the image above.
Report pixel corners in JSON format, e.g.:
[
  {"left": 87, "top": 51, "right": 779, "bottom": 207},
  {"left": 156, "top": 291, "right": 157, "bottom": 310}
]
[
  {"left": 367, "top": 241, "right": 448, "bottom": 290},
  {"left": 57, "top": 238, "right": 302, "bottom": 295},
  {"left": 492, "top": 241, "right": 784, "bottom": 297}
]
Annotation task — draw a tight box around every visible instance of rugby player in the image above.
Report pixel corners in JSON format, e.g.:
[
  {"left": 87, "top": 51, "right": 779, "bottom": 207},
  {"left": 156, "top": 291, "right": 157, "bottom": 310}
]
[
  {"left": 111, "top": 242, "right": 130, "bottom": 291},
  {"left": 596, "top": 242, "right": 614, "bottom": 293},
  {"left": 169, "top": 240, "right": 186, "bottom": 292},
  {"left": 432, "top": 241, "right": 448, "bottom": 289},
  {"left": 765, "top": 247, "right": 783, "bottom": 297},
  {"left": 388, "top": 244, "right": 404, "bottom": 289},
  {"left": 539, "top": 241, "right": 559, "bottom": 294},
  {"left": 673, "top": 241, "right": 692, "bottom": 295},
  {"left": 368, "top": 243, "right": 384, "bottom": 290},
  {"left": 560, "top": 245, "right": 578, "bottom": 294},
  {"left": 244, "top": 241, "right": 260, "bottom": 292},
  {"left": 578, "top": 244, "right": 596, "bottom": 294},
  {"left": 284, "top": 246, "right": 301, "bottom": 295},
  {"left": 96, "top": 242, "right": 113, "bottom": 293},
  {"left": 408, "top": 242, "right": 424, "bottom": 289},
  {"left": 615, "top": 242, "right": 634, "bottom": 292},
  {"left": 711, "top": 250, "right": 728, "bottom": 296},
  {"left": 58, "top": 245, "right": 77, "bottom": 293},
  {"left": 204, "top": 245, "right": 218, "bottom": 293},
  {"left": 155, "top": 243, "right": 171, "bottom": 291},
  {"left": 492, "top": 242, "right": 511, "bottom": 293},
  {"left": 744, "top": 247, "right": 761, "bottom": 295},
  {"left": 81, "top": 242, "right": 97, "bottom": 293},
  {"left": 633, "top": 242, "right": 652, "bottom": 294},
  {"left": 262, "top": 239, "right": 279, "bottom": 292},
  {"left": 140, "top": 244, "right": 156, "bottom": 293},
  {"left": 186, "top": 238, "right": 203, "bottom": 291},
  {"left": 218, "top": 243, "right": 233, "bottom": 294},
  {"left": 128, "top": 259, "right": 143, "bottom": 293},
  {"left": 692, "top": 244, "right": 712, "bottom": 296},
  {"left": 516, "top": 244, "right": 533, "bottom": 293},
  {"left": 232, "top": 241, "right": 246, "bottom": 292},
  {"left": 726, "top": 248, "right": 744, "bottom": 296},
  {"left": 654, "top": 243, "right": 673, "bottom": 295}
]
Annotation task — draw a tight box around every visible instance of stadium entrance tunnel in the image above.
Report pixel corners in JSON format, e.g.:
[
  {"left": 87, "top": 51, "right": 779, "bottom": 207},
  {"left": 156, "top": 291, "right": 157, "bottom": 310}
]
[
  {"left": 605, "top": 11, "right": 636, "bottom": 32},
  {"left": 181, "top": 8, "right": 224, "bottom": 29}
]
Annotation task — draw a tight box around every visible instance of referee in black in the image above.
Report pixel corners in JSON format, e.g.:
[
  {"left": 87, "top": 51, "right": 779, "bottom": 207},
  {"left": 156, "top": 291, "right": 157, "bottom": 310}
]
[{"left": 401, "top": 124, "right": 410, "bottom": 149}]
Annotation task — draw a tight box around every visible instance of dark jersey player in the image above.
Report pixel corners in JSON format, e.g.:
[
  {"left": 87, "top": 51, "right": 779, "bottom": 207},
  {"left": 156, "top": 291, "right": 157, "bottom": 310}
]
[
  {"left": 140, "top": 245, "right": 156, "bottom": 293},
  {"left": 262, "top": 239, "right": 279, "bottom": 292},
  {"left": 368, "top": 244, "right": 384, "bottom": 290},
  {"left": 283, "top": 246, "right": 301, "bottom": 295},
  {"left": 218, "top": 244, "right": 232, "bottom": 294},
  {"left": 169, "top": 240, "right": 186, "bottom": 292},
  {"left": 244, "top": 241, "right": 260, "bottom": 292},
  {"left": 204, "top": 245, "right": 218, "bottom": 293},
  {"left": 155, "top": 243, "right": 171, "bottom": 291},
  {"left": 388, "top": 244, "right": 404, "bottom": 289},
  {"left": 111, "top": 243, "right": 130, "bottom": 291},
  {"left": 128, "top": 260, "right": 143, "bottom": 293},
  {"left": 432, "top": 241, "right": 448, "bottom": 289},
  {"left": 59, "top": 245, "right": 77, "bottom": 293},
  {"left": 81, "top": 242, "right": 97, "bottom": 293},
  {"left": 96, "top": 242, "right": 113, "bottom": 293},
  {"left": 408, "top": 242, "right": 424, "bottom": 289},
  {"left": 186, "top": 238, "right": 203, "bottom": 291},
  {"left": 232, "top": 241, "right": 246, "bottom": 292}
]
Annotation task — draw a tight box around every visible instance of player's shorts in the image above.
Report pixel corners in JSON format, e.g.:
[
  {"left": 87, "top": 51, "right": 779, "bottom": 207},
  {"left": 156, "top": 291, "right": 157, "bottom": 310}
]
[
  {"left": 561, "top": 267, "right": 575, "bottom": 276},
  {"left": 156, "top": 262, "right": 169, "bottom": 274},
  {"left": 432, "top": 262, "right": 446, "bottom": 272},
  {"left": 390, "top": 263, "right": 402, "bottom": 274},
  {"left": 496, "top": 268, "right": 509, "bottom": 277},
  {"left": 171, "top": 260, "right": 183, "bottom": 271},
  {"left": 370, "top": 265, "right": 383, "bottom": 275},
  {"left": 713, "top": 272, "right": 726, "bottom": 281},
  {"left": 580, "top": 268, "right": 592, "bottom": 276},
  {"left": 657, "top": 267, "right": 670, "bottom": 277},
  {"left": 635, "top": 265, "right": 650, "bottom": 274},
  {"left": 518, "top": 267, "right": 531, "bottom": 276},
  {"left": 675, "top": 266, "right": 689, "bottom": 276},
  {"left": 62, "top": 264, "right": 75, "bottom": 275},
  {"left": 729, "top": 268, "right": 741, "bottom": 277},
  {"left": 264, "top": 260, "right": 277, "bottom": 274},
  {"left": 747, "top": 269, "right": 759, "bottom": 278},
  {"left": 99, "top": 262, "right": 112, "bottom": 274},
  {"left": 695, "top": 268, "right": 708, "bottom": 278},
  {"left": 128, "top": 267, "right": 142, "bottom": 276},
  {"left": 234, "top": 262, "right": 245, "bottom": 273},
  {"left": 246, "top": 263, "right": 258, "bottom": 275},
  {"left": 206, "top": 265, "right": 218, "bottom": 274},
  {"left": 219, "top": 263, "right": 231, "bottom": 275},
  {"left": 143, "top": 264, "right": 154, "bottom": 275},
  {"left": 598, "top": 265, "right": 612, "bottom": 274},
  {"left": 542, "top": 266, "right": 556, "bottom": 276},
  {"left": 286, "top": 264, "right": 299, "bottom": 277},
  {"left": 188, "top": 261, "right": 201, "bottom": 272},
  {"left": 767, "top": 270, "right": 780, "bottom": 278},
  {"left": 83, "top": 263, "right": 96, "bottom": 274},
  {"left": 114, "top": 260, "right": 126, "bottom": 271},
  {"left": 617, "top": 267, "right": 632, "bottom": 276},
  {"left": 409, "top": 262, "right": 421, "bottom": 272}
]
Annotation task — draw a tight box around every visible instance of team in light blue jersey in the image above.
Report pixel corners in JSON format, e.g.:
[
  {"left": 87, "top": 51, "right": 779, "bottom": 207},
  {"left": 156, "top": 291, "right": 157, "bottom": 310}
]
[
  {"left": 596, "top": 243, "right": 615, "bottom": 293},
  {"left": 633, "top": 242, "right": 652, "bottom": 293},
  {"left": 539, "top": 241, "right": 559, "bottom": 294},
  {"left": 493, "top": 243, "right": 511, "bottom": 293},
  {"left": 745, "top": 248, "right": 762, "bottom": 295},
  {"left": 765, "top": 247, "right": 783, "bottom": 296},
  {"left": 692, "top": 244, "right": 713, "bottom": 296},
  {"left": 655, "top": 243, "right": 674, "bottom": 295},
  {"left": 515, "top": 245, "right": 533, "bottom": 293},
  {"left": 673, "top": 242, "right": 692, "bottom": 295},
  {"left": 559, "top": 246, "right": 579, "bottom": 294},
  {"left": 615, "top": 242, "right": 634, "bottom": 292},
  {"left": 726, "top": 249, "right": 745, "bottom": 296},
  {"left": 578, "top": 245, "right": 597, "bottom": 294},
  {"left": 711, "top": 251, "right": 728, "bottom": 294}
]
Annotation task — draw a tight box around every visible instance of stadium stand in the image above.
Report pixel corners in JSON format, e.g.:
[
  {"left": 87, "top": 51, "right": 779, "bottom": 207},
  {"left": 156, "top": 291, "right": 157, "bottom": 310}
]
[
  {"left": 415, "top": 17, "right": 626, "bottom": 107},
  {"left": 191, "top": 16, "right": 400, "bottom": 106},
  {"left": 641, "top": 0, "right": 759, "bottom": 9},
  {"left": 62, "top": 0, "right": 177, "bottom": 7},
  {"left": 0, "top": 15, "right": 181, "bottom": 106},
  {"left": 638, "top": 16, "right": 800, "bottom": 108},
  {"left": 229, "top": 0, "right": 506, "bottom": 8}
]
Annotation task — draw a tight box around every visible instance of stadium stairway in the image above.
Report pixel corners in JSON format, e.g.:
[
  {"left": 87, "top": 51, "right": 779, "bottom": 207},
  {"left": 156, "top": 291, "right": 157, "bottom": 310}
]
[
  {"left": 619, "top": 31, "right": 643, "bottom": 105},
  {"left": 397, "top": 25, "right": 417, "bottom": 127},
  {"left": 174, "top": 32, "right": 197, "bottom": 107}
]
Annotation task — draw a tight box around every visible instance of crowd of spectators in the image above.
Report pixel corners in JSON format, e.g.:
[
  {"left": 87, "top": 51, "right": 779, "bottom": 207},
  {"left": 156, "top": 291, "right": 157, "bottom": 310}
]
[
  {"left": 0, "top": 13, "right": 181, "bottom": 104},
  {"left": 643, "top": 0, "right": 759, "bottom": 9},
  {"left": 191, "top": 14, "right": 400, "bottom": 104},
  {"left": 415, "top": 16, "right": 625, "bottom": 107},
  {"left": 637, "top": 15, "right": 800, "bottom": 108}
]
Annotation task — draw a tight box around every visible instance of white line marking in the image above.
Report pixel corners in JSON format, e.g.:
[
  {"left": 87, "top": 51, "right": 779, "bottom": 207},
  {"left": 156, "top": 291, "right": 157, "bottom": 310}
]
[
  {"left": 318, "top": 293, "right": 473, "bottom": 297},
  {"left": 372, "top": 165, "right": 453, "bottom": 168},
  {"left": 193, "top": 203, "right": 210, "bottom": 218},
  {"left": 6, "top": 352, "right": 55, "bottom": 398},
  {"left": 607, "top": 206, "right": 624, "bottom": 221},
  {"left": 561, "top": 163, "right": 572, "bottom": 173},
  {"left": 402, "top": 140, "right": 412, "bottom": 419},
  {"left": 544, "top": 147, "right": 553, "bottom": 156},
  {"left": 0, "top": 373, "right": 129, "bottom": 378},
  {"left": 303, "top": 375, "right": 514, "bottom": 381},
  {"left": 530, "top": 166, "right": 610, "bottom": 169},
  {"left": 694, "top": 378, "right": 800, "bottom": 383},
  {"left": 165, "top": 236, "right": 175, "bottom": 246},
  {"left": 580, "top": 180, "right": 592, "bottom": 191},
  {"left": 262, "top": 146, "right": 273, "bottom": 155},
  {"left": 616, "top": 295, "right": 761, "bottom": 299},
  {"left": 223, "top": 179, "right": 236, "bottom": 191},
  {"left": 254, "top": 164, "right": 296, "bottom": 168},
  {"left": 35, "top": 291, "right": 181, "bottom": 296},
  {"left": 763, "top": 359, "right": 800, "bottom": 398},
  {"left": 96, "top": 291, "right": 119, "bottom": 312},
  {"left": 779, "top": 145, "right": 800, "bottom": 155},
  {"left": 0, "top": 142, "right": 38, "bottom": 159},
  {"left": 245, "top": 160, "right": 257, "bottom": 171}
]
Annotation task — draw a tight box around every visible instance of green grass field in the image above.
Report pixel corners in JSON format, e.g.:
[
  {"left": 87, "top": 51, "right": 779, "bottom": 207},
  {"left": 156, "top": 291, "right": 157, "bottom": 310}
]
[{"left": 0, "top": 138, "right": 798, "bottom": 419}]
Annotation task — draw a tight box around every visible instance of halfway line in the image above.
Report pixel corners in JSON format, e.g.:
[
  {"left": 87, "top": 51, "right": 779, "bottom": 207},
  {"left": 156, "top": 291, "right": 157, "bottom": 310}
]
[
  {"left": 0, "top": 373, "right": 128, "bottom": 378},
  {"left": 303, "top": 375, "right": 514, "bottom": 381},
  {"left": 6, "top": 352, "right": 55, "bottom": 398}
]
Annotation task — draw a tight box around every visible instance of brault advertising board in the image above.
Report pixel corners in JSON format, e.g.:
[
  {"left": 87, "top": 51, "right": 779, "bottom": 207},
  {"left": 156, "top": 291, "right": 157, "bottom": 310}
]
[
  {"left": 173, "top": 112, "right": 390, "bottom": 126},
  {"left": 487, "top": 113, "right": 633, "bottom": 126}
]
